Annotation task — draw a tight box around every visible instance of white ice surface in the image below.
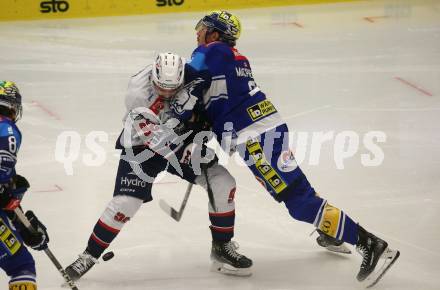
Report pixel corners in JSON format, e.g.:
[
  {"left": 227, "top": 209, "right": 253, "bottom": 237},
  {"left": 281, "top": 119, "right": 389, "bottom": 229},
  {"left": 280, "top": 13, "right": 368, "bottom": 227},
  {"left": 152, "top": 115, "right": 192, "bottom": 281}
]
[{"left": 1, "top": 0, "right": 439, "bottom": 289}]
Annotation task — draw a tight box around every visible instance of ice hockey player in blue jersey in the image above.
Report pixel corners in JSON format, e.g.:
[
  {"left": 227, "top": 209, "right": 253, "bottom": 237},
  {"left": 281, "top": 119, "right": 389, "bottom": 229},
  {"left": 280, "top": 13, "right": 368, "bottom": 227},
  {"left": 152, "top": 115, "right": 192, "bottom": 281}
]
[
  {"left": 174, "top": 11, "right": 400, "bottom": 287},
  {"left": 0, "top": 81, "right": 49, "bottom": 290}
]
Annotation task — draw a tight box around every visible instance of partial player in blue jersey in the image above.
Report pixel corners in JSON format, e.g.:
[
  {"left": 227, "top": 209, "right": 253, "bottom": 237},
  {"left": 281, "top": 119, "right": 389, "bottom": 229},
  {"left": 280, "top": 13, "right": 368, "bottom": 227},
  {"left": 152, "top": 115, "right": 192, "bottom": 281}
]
[
  {"left": 0, "top": 81, "right": 49, "bottom": 290},
  {"left": 175, "top": 11, "right": 400, "bottom": 287}
]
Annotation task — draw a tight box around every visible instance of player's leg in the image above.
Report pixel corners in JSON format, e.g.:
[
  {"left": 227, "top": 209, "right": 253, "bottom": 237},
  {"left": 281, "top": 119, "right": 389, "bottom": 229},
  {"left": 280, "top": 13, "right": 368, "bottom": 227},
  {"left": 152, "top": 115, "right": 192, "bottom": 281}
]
[
  {"left": 238, "top": 124, "right": 399, "bottom": 282},
  {"left": 0, "top": 212, "right": 37, "bottom": 289},
  {"left": 239, "top": 125, "right": 359, "bottom": 243},
  {"left": 171, "top": 143, "right": 252, "bottom": 276},
  {"left": 3, "top": 249, "right": 37, "bottom": 290},
  {"left": 195, "top": 163, "right": 252, "bottom": 276},
  {"left": 65, "top": 150, "right": 166, "bottom": 281}
]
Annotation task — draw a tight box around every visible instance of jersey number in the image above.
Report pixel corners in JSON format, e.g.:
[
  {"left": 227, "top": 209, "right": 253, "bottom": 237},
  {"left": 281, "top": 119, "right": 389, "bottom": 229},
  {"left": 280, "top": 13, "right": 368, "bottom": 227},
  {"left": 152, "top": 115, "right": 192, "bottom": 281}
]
[
  {"left": 248, "top": 80, "right": 257, "bottom": 91},
  {"left": 8, "top": 136, "right": 17, "bottom": 153}
]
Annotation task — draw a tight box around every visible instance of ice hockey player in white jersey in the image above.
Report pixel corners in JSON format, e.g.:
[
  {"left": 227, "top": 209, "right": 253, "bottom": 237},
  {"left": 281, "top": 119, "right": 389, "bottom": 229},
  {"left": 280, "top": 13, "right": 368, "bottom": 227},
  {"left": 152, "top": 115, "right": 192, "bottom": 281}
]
[{"left": 65, "top": 53, "right": 252, "bottom": 281}]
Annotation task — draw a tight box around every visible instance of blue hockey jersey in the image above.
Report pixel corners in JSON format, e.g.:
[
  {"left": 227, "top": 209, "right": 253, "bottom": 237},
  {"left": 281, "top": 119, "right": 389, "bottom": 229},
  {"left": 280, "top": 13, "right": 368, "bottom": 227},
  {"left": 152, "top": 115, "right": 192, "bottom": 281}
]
[{"left": 186, "top": 41, "right": 283, "bottom": 142}]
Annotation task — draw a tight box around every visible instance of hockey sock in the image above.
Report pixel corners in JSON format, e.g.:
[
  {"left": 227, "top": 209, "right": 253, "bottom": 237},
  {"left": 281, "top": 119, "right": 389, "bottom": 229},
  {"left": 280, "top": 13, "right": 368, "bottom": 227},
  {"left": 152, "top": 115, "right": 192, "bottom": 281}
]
[
  {"left": 209, "top": 210, "right": 235, "bottom": 242},
  {"left": 8, "top": 269, "right": 37, "bottom": 290},
  {"left": 285, "top": 194, "right": 358, "bottom": 245},
  {"left": 87, "top": 219, "right": 120, "bottom": 259},
  {"left": 312, "top": 200, "right": 358, "bottom": 245},
  {"left": 9, "top": 281, "right": 37, "bottom": 290},
  {"left": 87, "top": 195, "right": 142, "bottom": 258}
]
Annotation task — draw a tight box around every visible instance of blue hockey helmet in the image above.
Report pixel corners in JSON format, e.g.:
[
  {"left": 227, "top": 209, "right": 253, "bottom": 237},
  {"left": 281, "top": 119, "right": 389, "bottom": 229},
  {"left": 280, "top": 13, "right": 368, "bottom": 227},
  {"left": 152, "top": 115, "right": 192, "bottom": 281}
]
[
  {"left": 195, "top": 10, "right": 242, "bottom": 46},
  {"left": 0, "top": 81, "right": 23, "bottom": 121}
]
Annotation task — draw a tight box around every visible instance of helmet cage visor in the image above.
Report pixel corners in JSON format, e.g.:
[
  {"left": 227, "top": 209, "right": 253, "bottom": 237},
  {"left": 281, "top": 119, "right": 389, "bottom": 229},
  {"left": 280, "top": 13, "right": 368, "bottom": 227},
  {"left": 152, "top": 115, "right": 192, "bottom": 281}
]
[
  {"left": 0, "top": 81, "right": 23, "bottom": 121},
  {"left": 152, "top": 82, "right": 179, "bottom": 98}
]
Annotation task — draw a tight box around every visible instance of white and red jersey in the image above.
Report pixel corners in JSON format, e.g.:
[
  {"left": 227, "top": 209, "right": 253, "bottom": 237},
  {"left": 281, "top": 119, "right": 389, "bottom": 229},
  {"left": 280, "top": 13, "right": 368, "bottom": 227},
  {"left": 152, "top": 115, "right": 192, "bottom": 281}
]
[{"left": 119, "top": 66, "right": 176, "bottom": 149}]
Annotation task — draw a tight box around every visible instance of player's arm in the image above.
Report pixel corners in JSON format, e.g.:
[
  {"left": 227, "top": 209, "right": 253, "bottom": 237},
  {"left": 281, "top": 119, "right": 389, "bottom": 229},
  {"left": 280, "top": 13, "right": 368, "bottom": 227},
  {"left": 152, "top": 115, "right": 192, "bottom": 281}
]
[
  {"left": 176, "top": 45, "right": 229, "bottom": 117},
  {"left": 0, "top": 126, "right": 22, "bottom": 210},
  {"left": 0, "top": 129, "right": 49, "bottom": 252},
  {"left": 2, "top": 174, "right": 50, "bottom": 251},
  {"left": 169, "top": 46, "right": 215, "bottom": 120}
]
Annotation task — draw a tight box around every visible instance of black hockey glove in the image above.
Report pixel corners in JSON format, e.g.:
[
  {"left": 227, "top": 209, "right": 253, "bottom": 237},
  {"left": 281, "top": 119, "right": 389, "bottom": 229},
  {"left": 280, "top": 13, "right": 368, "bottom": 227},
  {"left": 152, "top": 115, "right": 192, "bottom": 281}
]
[
  {"left": 19, "top": 211, "right": 50, "bottom": 251},
  {"left": 0, "top": 175, "right": 30, "bottom": 210}
]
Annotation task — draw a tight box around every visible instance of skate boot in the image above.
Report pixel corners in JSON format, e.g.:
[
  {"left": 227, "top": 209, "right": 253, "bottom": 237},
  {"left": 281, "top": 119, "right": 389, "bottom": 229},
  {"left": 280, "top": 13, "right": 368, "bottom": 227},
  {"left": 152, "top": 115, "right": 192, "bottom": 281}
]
[
  {"left": 210, "top": 240, "right": 253, "bottom": 276},
  {"left": 356, "top": 226, "right": 400, "bottom": 287},
  {"left": 315, "top": 229, "right": 351, "bottom": 254},
  {"left": 65, "top": 250, "right": 99, "bottom": 281}
]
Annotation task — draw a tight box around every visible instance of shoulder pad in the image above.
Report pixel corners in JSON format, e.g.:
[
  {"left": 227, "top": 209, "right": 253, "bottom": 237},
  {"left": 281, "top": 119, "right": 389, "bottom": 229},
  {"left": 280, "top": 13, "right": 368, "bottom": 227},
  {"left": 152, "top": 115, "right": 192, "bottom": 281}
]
[{"left": 0, "top": 120, "right": 19, "bottom": 138}]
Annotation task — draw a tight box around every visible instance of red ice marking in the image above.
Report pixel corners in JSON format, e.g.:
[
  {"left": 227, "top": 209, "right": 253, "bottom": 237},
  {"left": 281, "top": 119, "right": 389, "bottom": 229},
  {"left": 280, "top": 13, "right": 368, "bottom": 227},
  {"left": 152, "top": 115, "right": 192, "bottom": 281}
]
[
  {"left": 292, "top": 22, "right": 304, "bottom": 28},
  {"left": 31, "top": 100, "right": 61, "bottom": 120},
  {"left": 363, "top": 16, "right": 388, "bottom": 23},
  {"left": 395, "top": 77, "right": 433, "bottom": 97},
  {"left": 272, "top": 22, "right": 304, "bottom": 28},
  {"left": 33, "top": 184, "right": 63, "bottom": 193}
]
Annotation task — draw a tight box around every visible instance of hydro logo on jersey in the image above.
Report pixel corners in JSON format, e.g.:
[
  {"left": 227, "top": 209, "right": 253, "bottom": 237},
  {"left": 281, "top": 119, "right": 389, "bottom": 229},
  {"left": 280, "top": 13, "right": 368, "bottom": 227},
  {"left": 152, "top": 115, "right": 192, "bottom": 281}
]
[
  {"left": 277, "top": 150, "right": 298, "bottom": 173},
  {"left": 120, "top": 172, "right": 148, "bottom": 190}
]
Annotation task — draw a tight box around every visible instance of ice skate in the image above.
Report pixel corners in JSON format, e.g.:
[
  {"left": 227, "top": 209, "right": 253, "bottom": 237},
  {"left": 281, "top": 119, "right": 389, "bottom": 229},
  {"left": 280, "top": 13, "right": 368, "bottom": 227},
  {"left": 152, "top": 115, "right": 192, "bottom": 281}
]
[
  {"left": 315, "top": 229, "right": 352, "bottom": 254},
  {"left": 210, "top": 240, "right": 253, "bottom": 276},
  {"left": 65, "top": 250, "right": 99, "bottom": 281},
  {"left": 356, "top": 226, "right": 400, "bottom": 288}
]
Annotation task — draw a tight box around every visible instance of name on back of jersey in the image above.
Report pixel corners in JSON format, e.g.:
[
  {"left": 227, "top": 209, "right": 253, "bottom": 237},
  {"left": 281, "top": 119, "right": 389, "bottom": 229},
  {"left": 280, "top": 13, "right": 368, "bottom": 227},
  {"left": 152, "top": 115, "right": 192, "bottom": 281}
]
[{"left": 235, "top": 67, "right": 253, "bottom": 78}]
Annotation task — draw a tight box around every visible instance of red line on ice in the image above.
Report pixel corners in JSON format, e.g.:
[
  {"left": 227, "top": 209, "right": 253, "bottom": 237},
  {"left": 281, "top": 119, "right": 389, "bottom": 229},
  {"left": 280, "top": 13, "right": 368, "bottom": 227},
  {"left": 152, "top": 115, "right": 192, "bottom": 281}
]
[
  {"left": 31, "top": 100, "right": 61, "bottom": 120},
  {"left": 34, "top": 184, "right": 63, "bottom": 193},
  {"left": 395, "top": 77, "right": 433, "bottom": 97},
  {"left": 272, "top": 22, "right": 304, "bottom": 28},
  {"left": 363, "top": 16, "right": 388, "bottom": 23}
]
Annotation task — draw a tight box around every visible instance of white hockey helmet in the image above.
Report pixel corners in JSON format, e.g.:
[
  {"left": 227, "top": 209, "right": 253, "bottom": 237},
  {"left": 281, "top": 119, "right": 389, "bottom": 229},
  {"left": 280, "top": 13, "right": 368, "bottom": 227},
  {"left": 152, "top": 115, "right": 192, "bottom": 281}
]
[{"left": 152, "top": 52, "right": 185, "bottom": 95}]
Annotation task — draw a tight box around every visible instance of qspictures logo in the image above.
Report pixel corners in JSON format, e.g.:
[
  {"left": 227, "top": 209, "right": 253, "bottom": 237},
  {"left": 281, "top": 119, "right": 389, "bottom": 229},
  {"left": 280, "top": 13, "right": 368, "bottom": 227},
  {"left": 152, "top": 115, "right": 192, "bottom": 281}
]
[
  {"left": 40, "top": 0, "right": 70, "bottom": 13},
  {"left": 156, "top": 0, "right": 185, "bottom": 7}
]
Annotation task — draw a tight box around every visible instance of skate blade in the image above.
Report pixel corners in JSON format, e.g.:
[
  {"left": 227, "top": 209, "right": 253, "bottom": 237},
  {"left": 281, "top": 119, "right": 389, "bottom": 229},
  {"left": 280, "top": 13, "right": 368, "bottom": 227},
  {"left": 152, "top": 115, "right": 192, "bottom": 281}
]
[
  {"left": 210, "top": 260, "right": 252, "bottom": 277},
  {"left": 364, "top": 248, "right": 400, "bottom": 288},
  {"left": 326, "top": 244, "right": 352, "bottom": 254}
]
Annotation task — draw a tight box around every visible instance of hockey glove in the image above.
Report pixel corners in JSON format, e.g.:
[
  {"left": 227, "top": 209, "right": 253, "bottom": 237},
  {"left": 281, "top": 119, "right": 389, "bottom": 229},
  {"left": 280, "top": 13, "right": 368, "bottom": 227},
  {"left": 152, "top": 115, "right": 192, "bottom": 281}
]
[
  {"left": 171, "top": 85, "right": 197, "bottom": 116},
  {"left": 20, "top": 210, "right": 50, "bottom": 251},
  {"left": 0, "top": 175, "right": 30, "bottom": 210}
]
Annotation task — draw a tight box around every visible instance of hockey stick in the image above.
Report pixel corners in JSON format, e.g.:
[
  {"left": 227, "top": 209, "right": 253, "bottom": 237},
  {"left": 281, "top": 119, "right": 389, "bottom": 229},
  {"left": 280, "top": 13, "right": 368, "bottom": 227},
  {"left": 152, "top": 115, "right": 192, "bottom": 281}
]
[
  {"left": 159, "top": 183, "right": 193, "bottom": 221},
  {"left": 14, "top": 208, "right": 79, "bottom": 290},
  {"left": 202, "top": 165, "right": 217, "bottom": 212}
]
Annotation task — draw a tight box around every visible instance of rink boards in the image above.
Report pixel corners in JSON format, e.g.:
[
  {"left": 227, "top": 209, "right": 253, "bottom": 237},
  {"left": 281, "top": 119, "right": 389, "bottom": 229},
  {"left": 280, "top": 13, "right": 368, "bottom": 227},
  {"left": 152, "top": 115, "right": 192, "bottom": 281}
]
[{"left": 1, "top": 0, "right": 357, "bottom": 21}]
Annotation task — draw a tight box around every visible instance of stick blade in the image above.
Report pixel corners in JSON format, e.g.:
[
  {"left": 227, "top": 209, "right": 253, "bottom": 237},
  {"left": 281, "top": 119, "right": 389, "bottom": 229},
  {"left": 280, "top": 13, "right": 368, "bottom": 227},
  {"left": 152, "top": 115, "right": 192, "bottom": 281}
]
[{"left": 159, "top": 199, "right": 182, "bottom": 221}]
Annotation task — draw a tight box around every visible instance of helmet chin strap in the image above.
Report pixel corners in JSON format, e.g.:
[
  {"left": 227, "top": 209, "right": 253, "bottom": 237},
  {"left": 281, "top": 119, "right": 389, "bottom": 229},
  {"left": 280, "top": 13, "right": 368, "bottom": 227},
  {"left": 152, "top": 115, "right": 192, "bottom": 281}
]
[
  {"left": 205, "top": 29, "right": 234, "bottom": 46},
  {"left": 205, "top": 29, "right": 218, "bottom": 44}
]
